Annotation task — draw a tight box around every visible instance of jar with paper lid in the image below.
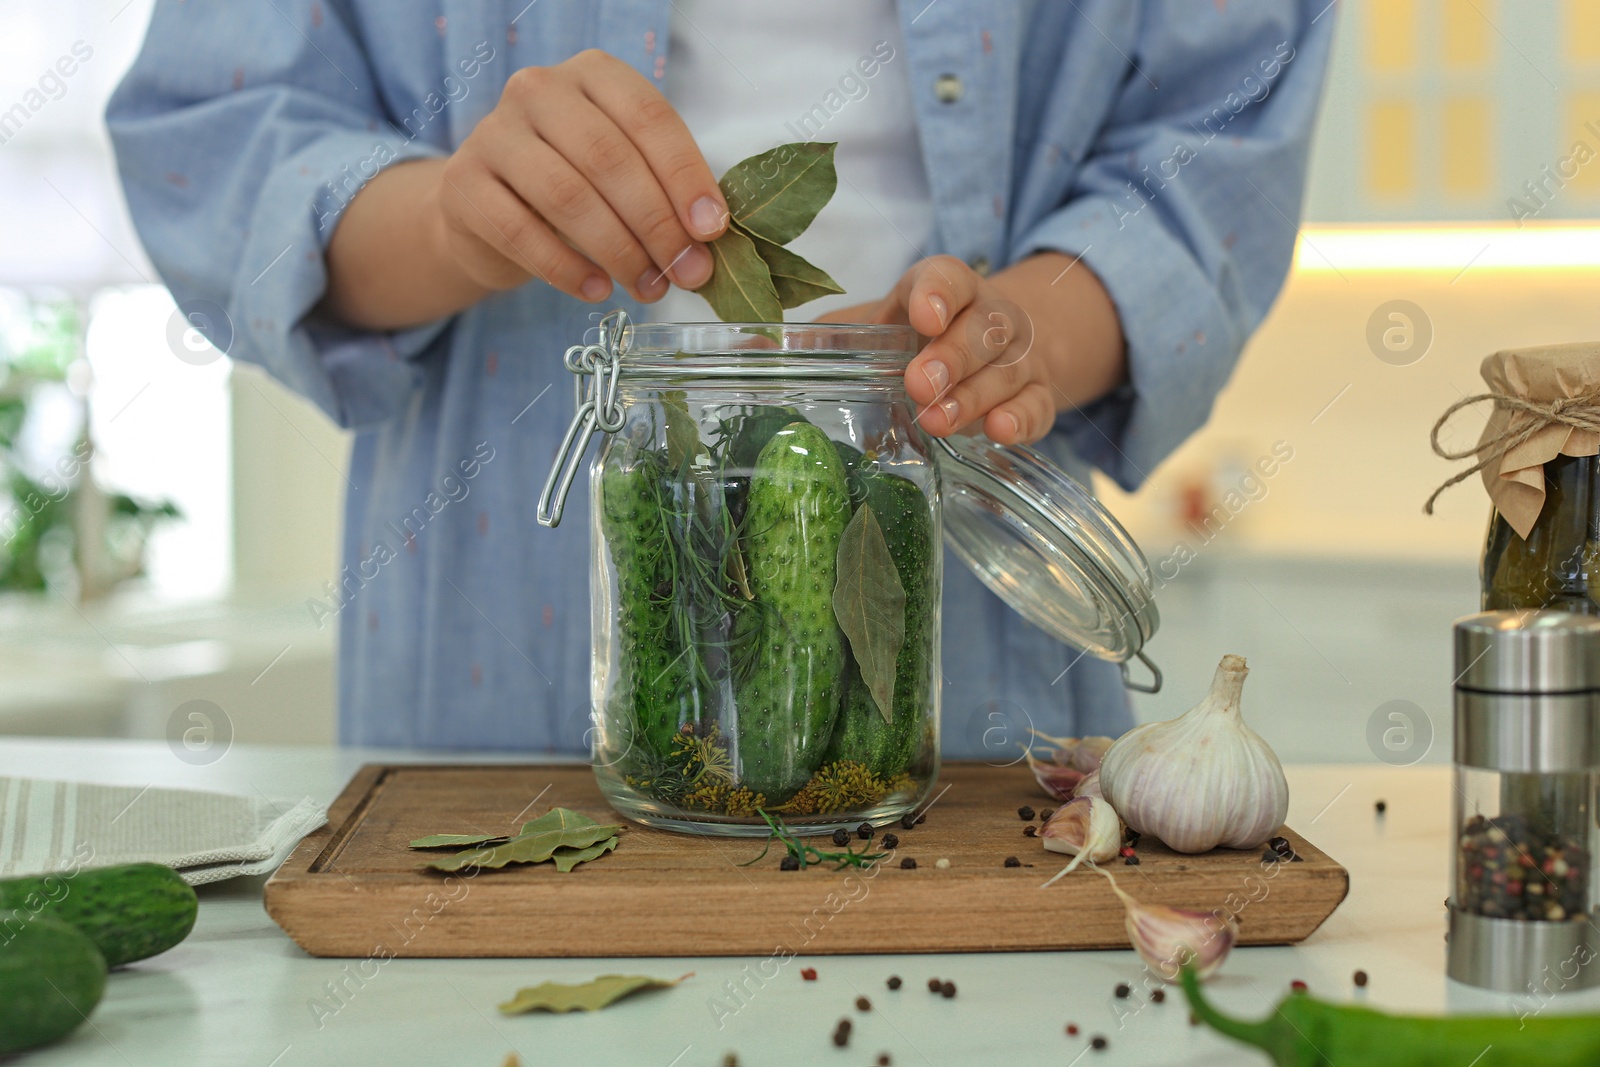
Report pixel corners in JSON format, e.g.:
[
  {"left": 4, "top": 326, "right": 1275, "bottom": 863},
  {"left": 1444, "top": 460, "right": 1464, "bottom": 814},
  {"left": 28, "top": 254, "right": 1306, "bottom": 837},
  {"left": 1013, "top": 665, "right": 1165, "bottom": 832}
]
[
  {"left": 1430, "top": 343, "right": 1600, "bottom": 613},
  {"left": 1448, "top": 610, "right": 1600, "bottom": 993},
  {"left": 538, "top": 311, "right": 1161, "bottom": 835}
]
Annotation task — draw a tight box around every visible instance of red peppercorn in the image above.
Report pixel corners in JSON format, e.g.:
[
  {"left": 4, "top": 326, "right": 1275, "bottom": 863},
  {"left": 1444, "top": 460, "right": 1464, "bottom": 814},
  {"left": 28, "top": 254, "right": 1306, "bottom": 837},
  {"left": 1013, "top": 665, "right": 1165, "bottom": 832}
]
[
  {"left": 800, "top": 967, "right": 817, "bottom": 981},
  {"left": 1119, "top": 846, "right": 1135, "bottom": 858},
  {"left": 1065, "top": 1023, "right": 1079, "bottom": 1036},
  {"left": 1290, "top": 980, "right": 1308, "bottom": 993}
]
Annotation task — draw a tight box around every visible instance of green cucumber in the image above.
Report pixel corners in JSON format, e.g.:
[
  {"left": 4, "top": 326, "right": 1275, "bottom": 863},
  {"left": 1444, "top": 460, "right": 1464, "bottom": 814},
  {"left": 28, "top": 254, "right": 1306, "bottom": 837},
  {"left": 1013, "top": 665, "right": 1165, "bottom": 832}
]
[
  {"left": 0, "top": 910, "right": 106, "bottom": 1053},
  {"left": 600, "top": 447, "right": 696, "bottom": 761},
  {"left": 0, "top": 862, "right": 197, "bottom": 968},
  {"left": 824, "top": 468, "right": 938, "bottom": 778},
  {"left": 735, "top": 422, "right": 852, "bottom": 799}
]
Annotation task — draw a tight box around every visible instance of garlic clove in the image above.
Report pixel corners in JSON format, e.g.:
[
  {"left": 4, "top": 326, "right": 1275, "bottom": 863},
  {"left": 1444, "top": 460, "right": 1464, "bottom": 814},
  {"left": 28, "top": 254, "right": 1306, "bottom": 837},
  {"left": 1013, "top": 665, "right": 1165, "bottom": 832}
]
[
  {"left": 1040, "top": 796, "right": 1123, "bottom": 886},
  {"left": 1068, "top": 736, "right": 1115, "bottom": 774},
  {"left": 1093, "top": 866, "right": 1237, "bottom": 982},
  {"left": 1098, "top": 654, "right": 1289, "bottom": 854},
  {"left": 1074, "top": 769, "right": 1103, "bottom": 800},
  {"left": 1023, "top": 748, "right": 1084, "bottom": 802}
]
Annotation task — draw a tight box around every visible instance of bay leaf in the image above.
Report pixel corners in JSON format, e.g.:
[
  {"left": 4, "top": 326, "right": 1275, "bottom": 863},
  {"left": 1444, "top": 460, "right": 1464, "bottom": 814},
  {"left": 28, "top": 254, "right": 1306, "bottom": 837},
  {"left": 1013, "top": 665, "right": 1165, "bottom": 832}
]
[
  {"left": 427, "top": 808, "right": 623, "bottom": 872},
  {"left": 720, "top": 142, "right": 838, "bottom": 245},
  {"left": 661, "top": 390, "right": 710, "bottom": 475},
  {"left": 696, "top": 227, "right": 783, "bottom": 323},
  {"left": 498, "top": 973, "right": 693, "bottom": 1015},
  {"left": 736, "top": 223, "right": 844, "bottom": 309},
  {"left": 408, "top": 833, "right": 510, "bottom": 849},
  {"left": 832, "top": 504, "right": 907, "bottom": 723},
  {"left": 551, "top": 834, "right": 619, "bottom": 873}
]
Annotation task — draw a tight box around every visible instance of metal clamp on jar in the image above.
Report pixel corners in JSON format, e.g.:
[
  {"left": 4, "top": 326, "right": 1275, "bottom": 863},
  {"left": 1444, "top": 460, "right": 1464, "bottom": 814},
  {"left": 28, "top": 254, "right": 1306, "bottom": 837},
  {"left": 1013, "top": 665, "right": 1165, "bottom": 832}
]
[{"left": 1448, "top": 610, "right": 1600, "bottom": 993}]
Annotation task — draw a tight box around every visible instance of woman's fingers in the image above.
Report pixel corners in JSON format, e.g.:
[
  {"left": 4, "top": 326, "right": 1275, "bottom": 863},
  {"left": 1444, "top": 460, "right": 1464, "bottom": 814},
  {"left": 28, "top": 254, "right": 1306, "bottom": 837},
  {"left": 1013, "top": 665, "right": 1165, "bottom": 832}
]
[
  {"left": 436, "top": 157, "right": 609, "bottom": 300},
  {"left": 986, "top": 381, "right": 1057, "bottom": 444},
  {"left": 524, "top": 83, "right": 713, "bottom": 292},
  {"left": 573, "top": 50, "right": 730, "bottom": 243}
]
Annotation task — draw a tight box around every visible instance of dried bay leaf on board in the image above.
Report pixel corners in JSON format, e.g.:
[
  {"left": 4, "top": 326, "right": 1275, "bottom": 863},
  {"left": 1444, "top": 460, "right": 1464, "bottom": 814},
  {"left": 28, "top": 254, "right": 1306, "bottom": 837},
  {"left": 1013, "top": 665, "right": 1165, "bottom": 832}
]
[
  {"left": 550, "top": 835, "right": 620, "bottom": 873},
  {"left": 408, "top": 833, "right": 511, "bottom": 849},
  {"left": 696, "top": 226, "right": 783, "bottom": 323},
  {"left": 498, "top": 973, "right": 694, "bottom": 1015},
  {"left": 737, "top": 223, "right": 844, "bottom": 309},
  {"left": 832, "top": 504, "right": 907, "bottom": 723},
  {"left": 425, "top": 808, "right": 622, "bottom": 872},
  {"left": 719, "top": 142, "right": 838, "bottom": 245}
]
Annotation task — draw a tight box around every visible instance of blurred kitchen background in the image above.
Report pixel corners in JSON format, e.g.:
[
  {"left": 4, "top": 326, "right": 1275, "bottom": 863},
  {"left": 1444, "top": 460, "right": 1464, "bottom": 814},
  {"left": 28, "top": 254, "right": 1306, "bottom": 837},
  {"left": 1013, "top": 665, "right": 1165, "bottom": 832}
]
[{"left": 2, "top": 0, "right": 1596, "bottom": 765}]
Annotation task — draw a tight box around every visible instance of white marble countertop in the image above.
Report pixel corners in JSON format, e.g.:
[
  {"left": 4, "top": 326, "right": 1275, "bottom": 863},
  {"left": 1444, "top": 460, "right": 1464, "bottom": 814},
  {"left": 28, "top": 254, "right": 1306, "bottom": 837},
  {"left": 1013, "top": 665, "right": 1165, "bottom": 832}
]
[{"left": 4, "top": 738, "right": 1596, "bottom": 1067}]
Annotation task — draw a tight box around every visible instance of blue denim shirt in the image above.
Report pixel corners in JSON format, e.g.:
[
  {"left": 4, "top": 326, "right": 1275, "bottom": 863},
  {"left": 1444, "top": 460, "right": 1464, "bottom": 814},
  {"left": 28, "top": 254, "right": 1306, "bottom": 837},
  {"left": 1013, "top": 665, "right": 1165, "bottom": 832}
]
[{"left": 107, "top": 1, "right": 1331, "bottom": 756}]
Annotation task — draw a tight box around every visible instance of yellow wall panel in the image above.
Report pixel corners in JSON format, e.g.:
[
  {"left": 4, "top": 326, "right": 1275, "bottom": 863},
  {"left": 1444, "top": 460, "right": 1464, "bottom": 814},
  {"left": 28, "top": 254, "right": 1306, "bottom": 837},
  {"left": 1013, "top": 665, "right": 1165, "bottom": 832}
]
[
  {"left": 1566, "top": 0, "right": 1600, "bottom": 64},
  {"left": 1442, "top": 0, "right": 1493, "bottom": 68},
  {"left": 1564, "top": 93, "right": 1600, "bottom": 192},
  {"left": 1368, "top": 100, "right": 1418, "bottom": 197},
  {"left": 1442, "top": 97, "right": 1492, "bottom": 195},
  {"left": 1367, "top": 0, "right": 1419, "bottom": 72}
]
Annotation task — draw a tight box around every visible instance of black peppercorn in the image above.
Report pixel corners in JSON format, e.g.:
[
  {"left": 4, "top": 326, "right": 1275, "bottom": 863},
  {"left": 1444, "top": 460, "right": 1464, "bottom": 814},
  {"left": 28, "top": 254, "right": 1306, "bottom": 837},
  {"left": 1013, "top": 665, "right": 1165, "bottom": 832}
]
[
  {"left": 940, "top": 981, "right": 956, "bottom": 998},
  {"left": 887, "top": 975, "right": 902, "bottom": 990},
  {"left": 1375, "top": 799, "right": 1387, "bottom": 814},
  {"left": 1151, "top": 989, "right": 1165, "bottom": 1004},
  {"left": 1270, "top": 836, "right": 1292, "bottom": 854},
  {"left": 1124, "top": 855, "right": 1140, "bottom": 866},
  {"left": 900, "top": 812, "right": 918, "bottom": 830},
  {"left": 1023, "top": 825, "right": 1038, "bottom": 837},
  {"left": 780, "top": 855, "right": 800, "bottom": 871},
  {"left": 1041, "top": 809, "right": 1055, "bottom": 821},
  {"left": 1114, "top": 983, "right": 1130, "bottom": 998},
  {"left": 857, "top": 822, "right": 874, "bottom": 840},
  {"left": 1018, "top": 805, "right": 1036, "bottom": 820},
  {"left": 832, "top": 828, "right": 852, "bottom": 847},
  {"left": 832, "top": 1029, "right": 849, "bottom": 1048},
  {"left": 1354, "top": 970, "right": 1369, "bottom": 988},
  {"left": 900, "top": 857, "right": 917, "bottom": 870},
  {"left": 876, "top": 1056, "right": 890, "bottom": 1067},
  {"left": 927, "top": 977, "right": 942, "bottom": 992},
  {"left": 916, "top": 814, "right": 926, "bottom": 824},
  {"left": 722, "top": 1054, "right": 739, "bottom": 1067},
  {"left": 856, "top": 996, "right": 871, "bottom": 1011},
  {"left": 881, "top": 832, "right": 900, "bottom": 849},
  {"left": 1091, "top": 1035, "right": 1108, "bottom": 1050},
  {"left": 1004, "top": 856, "right": 1021, "bottom": 868}
]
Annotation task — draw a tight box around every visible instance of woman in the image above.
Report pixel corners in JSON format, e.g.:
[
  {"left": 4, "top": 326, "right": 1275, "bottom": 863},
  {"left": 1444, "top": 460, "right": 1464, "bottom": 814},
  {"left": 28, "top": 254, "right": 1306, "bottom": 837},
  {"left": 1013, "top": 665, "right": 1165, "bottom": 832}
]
[{"left": 107, "top": 1, "right": 1331, "bottom": 755}]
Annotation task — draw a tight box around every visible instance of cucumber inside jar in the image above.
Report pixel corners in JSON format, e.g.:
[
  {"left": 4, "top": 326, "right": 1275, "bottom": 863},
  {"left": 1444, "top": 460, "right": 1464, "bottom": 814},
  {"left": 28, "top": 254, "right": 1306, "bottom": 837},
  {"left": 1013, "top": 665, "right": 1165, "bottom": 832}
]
[{"left": 598, "top": 403, "right": 936, "bottom": 821}]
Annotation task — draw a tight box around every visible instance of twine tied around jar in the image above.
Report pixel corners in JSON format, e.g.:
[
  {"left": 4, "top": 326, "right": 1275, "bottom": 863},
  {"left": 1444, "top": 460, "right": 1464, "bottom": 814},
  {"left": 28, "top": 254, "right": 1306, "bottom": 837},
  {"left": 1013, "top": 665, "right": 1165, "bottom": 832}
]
[{"left": 1424, "top": 389, "right": 1600, "bottom": 516}]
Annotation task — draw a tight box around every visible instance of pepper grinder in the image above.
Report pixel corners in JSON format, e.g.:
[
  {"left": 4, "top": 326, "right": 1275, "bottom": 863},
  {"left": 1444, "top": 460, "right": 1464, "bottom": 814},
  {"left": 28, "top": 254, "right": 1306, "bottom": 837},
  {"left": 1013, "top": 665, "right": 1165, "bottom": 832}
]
[{"left": 1448, "top": 610, "right": 1600, "bottom": 993}]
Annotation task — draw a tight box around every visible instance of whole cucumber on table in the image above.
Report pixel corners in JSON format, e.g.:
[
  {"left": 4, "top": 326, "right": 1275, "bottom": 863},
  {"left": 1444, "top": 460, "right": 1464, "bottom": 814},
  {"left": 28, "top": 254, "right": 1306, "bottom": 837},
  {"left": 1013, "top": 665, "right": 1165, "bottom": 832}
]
[
  {"left": 0, "top": 862, "right": 196, "bottom": 968},
  {"left": 824, "top": 467, "right": 937, "bottom": 778},
  {"left": 0, "top": 910, "right": 107, "bottom": 1053},
  {"left": 601, "top": 448, "right": 694, "bottom": 760},
  {"left": 735, "top": 422, "right": 852, "bottom": 800},
  {"left": 1182, "top": 964, "right": 1600, "bottom": 1066}
]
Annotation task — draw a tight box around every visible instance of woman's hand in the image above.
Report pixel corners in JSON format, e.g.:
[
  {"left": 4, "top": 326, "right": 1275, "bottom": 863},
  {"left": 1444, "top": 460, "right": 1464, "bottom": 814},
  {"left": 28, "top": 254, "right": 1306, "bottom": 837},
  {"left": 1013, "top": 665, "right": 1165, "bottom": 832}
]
[
  {"left": 820, "top": 253, "right": 1127, "bottom": 446},
  {"left": 325, "top": 50, "right": 729, "bottom": 329},
  {"left": 436, "top": 49, "right": 728, "bottom": 303}
]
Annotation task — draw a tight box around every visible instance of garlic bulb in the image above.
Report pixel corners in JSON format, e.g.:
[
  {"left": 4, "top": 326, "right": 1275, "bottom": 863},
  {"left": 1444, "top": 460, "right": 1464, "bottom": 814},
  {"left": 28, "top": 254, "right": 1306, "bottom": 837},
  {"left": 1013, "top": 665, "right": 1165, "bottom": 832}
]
[
  {"left": 1099, "top": 654, "right": 1288, "bottom": 854},
  {"left": 1040, "top": 796, "right": 1122, "bottom": 886},
  {"left": 1093, "top": 867, "right": 1237, "bottom": 981}
]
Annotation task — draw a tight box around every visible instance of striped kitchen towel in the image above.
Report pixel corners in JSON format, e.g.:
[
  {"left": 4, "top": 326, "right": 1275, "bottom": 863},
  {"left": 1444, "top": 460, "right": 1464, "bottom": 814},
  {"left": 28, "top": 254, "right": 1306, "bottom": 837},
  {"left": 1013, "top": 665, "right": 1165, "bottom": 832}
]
[{"left": 0, "top": 777, "right": 326, "bottom": 886}]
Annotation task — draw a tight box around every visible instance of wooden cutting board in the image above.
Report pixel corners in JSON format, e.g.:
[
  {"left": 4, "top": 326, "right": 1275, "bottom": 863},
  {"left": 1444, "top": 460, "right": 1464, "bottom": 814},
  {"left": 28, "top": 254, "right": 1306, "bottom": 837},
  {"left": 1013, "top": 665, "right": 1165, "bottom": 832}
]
[{"left": 264, "top": 762, "right": 1347, "bottom": 958}]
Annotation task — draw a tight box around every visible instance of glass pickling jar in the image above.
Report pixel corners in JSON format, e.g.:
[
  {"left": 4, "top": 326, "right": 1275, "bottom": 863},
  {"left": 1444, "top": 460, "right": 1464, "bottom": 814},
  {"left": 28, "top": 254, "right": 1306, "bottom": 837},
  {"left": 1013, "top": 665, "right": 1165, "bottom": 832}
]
[{"left": 540, "top": 311, "right": 1160, "bottom": 835}]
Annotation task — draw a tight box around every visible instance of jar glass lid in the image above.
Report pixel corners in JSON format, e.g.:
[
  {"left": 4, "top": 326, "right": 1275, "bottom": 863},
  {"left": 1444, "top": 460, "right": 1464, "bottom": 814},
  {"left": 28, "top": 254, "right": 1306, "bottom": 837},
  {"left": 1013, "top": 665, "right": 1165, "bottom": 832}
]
[{"left": 935, "top": 435, "right": 1162, "bottom": 692}]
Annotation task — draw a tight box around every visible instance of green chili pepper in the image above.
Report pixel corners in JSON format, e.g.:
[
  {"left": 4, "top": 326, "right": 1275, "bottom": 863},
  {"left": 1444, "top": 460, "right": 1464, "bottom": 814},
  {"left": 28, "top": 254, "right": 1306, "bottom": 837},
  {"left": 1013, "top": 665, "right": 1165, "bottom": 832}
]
[{"left": 1181, "top": 965, "right": 1600, "bottom": 1066}]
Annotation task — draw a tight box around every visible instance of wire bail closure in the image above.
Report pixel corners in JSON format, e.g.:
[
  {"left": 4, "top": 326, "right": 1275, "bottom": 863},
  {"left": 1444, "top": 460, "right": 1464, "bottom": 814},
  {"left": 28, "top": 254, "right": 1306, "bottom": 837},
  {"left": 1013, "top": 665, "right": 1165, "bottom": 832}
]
[{"left": 537, "top": 309, "right": 629, "bottom": 528}]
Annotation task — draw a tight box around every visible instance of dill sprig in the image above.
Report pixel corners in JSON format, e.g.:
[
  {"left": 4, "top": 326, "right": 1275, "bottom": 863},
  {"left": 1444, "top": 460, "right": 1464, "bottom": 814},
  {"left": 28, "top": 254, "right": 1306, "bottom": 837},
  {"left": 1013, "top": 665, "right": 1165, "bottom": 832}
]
[{"left": 738, "top": 809, "right": 889, "bottom": 870}]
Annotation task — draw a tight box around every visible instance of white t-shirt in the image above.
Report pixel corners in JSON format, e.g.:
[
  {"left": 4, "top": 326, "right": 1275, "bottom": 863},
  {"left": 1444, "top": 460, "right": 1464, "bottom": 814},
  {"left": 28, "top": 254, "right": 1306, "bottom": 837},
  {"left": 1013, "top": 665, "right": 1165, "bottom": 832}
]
[{"left": 648, "top": 0, "right": 935, "bottom": 323}]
